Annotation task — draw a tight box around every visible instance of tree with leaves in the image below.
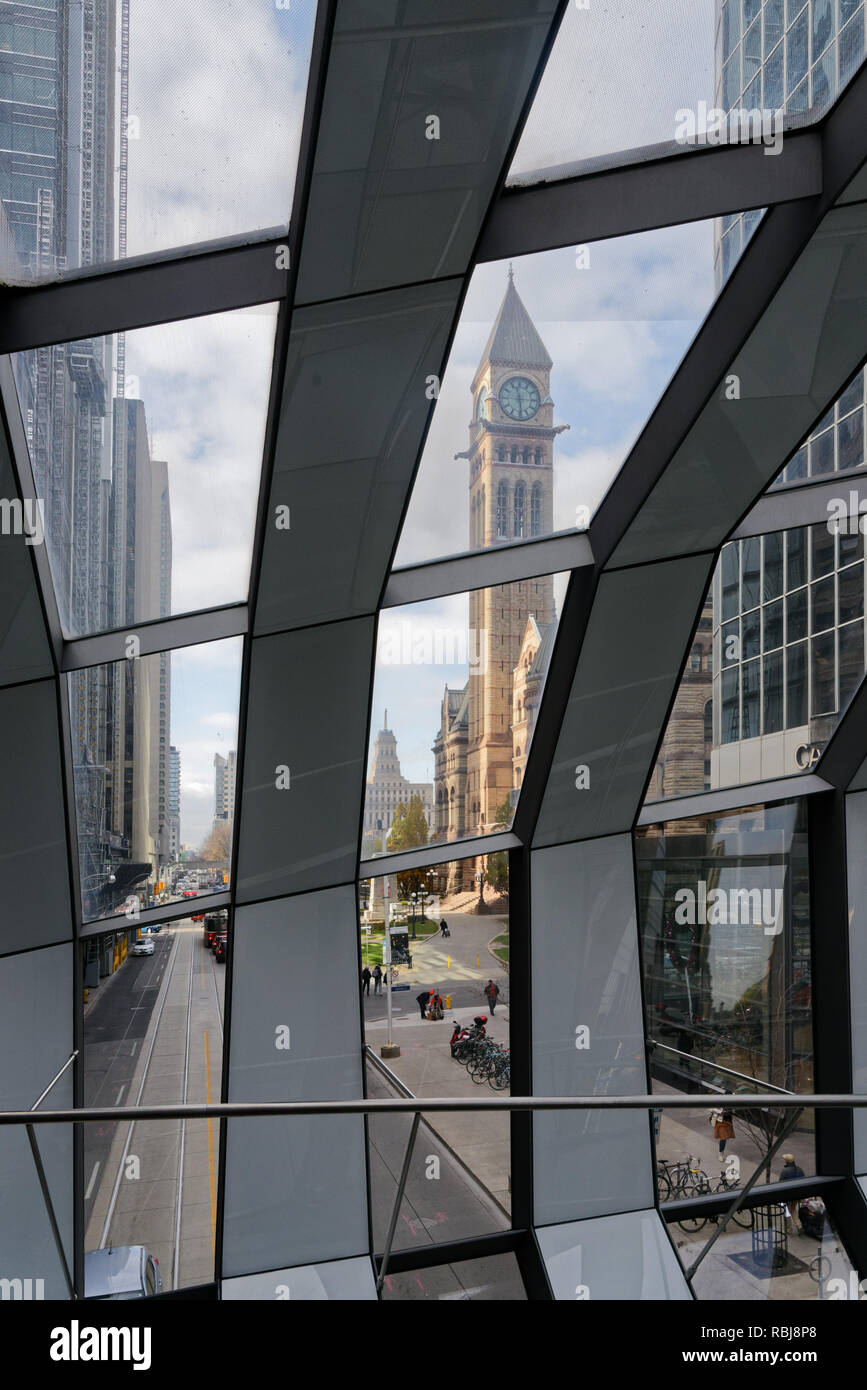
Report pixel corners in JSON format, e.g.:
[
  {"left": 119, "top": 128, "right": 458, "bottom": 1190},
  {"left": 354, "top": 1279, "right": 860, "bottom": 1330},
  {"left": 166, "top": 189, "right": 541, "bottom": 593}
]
[
  {"left": 201, "top": 820, "right": 232, "bottom": 864},
  {"left": 387, "top": 795, "right": 429, "bottom": 902}
]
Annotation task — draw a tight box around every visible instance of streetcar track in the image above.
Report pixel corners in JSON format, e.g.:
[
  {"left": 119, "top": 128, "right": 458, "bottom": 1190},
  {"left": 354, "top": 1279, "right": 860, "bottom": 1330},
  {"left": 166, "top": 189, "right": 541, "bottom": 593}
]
[
  {"left": 98, "top": 931, "right": 181, "bottom": 1249},
  {"left": 172, "top": 939, "right": 195, "bottom": 1290}
]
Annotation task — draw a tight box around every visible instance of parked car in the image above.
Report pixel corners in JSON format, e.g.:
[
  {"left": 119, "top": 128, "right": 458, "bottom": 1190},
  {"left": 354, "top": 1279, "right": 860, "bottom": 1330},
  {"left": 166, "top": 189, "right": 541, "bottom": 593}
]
[
  {"left": 84, "top": 1246, "right": 161, "bottom": 1299},
  {"left": 132, "top": 937, "right": 155, "bottom": 956}
]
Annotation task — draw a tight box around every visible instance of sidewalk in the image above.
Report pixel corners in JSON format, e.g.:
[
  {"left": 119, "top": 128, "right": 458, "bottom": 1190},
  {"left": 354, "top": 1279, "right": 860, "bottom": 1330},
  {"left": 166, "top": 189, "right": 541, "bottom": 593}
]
[
  {"left": 368, "top": 1008, "right": 512, "bottom": 1216},
  {"left": 365, "top": 909, "right": 511, "bottom": 1211}
]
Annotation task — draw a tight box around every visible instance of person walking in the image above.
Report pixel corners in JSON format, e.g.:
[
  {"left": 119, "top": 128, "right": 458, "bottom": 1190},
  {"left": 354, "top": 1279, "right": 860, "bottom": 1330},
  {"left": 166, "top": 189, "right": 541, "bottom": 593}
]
[
  {"left": 440, "top": 918, "right": 450, "bottom": 938},
  {"left": 709, "top": 1106, "right": 735, "bottom": 1156},
  {"left": 361, "top": 966, "right": 371, "bottom": 996},
  {"left": 779, "top": 1153, "right": 805, "bottom": 1181},
  {"left": 372, "top": 963, "right": 382, "bottom": 994},
  {"left": 484, "top": 979, "right": 500, "bottom": 1016},
  {"left": 416, "top": 989, "right": 430, "bottom": 1020}
]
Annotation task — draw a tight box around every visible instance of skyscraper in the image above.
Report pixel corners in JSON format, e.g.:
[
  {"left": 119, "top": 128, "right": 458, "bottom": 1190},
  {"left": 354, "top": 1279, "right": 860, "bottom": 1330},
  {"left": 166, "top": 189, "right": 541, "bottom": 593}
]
[
  {"left": 214, "top": 750, "right": 236, "bottom": 829},
  {"left": 169, "top": 745, "right": 181, "bottom": 862}
]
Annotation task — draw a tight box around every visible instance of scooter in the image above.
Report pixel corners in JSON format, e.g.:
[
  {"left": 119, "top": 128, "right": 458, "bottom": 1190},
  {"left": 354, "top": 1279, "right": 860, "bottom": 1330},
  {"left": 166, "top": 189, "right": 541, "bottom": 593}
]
[{"left": 450, "top": 1015, "right": 487, "bottom": 1059}]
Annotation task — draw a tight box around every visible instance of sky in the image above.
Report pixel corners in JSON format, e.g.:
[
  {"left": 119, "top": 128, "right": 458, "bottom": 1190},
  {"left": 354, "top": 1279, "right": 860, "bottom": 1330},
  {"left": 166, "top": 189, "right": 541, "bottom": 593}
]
[
  {"left": 124, "top": 1, "right": 312, "bottom": 256},
  {"left": 511, "top": 0, "right": 717, "bottom": 177},
  {"left": 87, "top": 0, "right": 727, "bottom": 844},
  {"left": 380, "top": 224, "right": 720, "bottom": 785}
]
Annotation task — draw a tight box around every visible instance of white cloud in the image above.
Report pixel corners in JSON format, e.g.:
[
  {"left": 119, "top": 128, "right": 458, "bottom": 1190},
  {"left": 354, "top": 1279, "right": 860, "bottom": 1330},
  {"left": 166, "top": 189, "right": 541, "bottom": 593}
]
[
  {"left": 511, "top": 0, "right": 718, "bottom": 176},
  {"left": 125, "top": 2, "right": 313, "bottom": 256}
]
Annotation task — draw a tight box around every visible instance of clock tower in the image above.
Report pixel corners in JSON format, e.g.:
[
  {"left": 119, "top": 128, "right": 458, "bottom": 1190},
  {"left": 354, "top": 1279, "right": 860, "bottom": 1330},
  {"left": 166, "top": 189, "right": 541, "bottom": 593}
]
[{"left": 456, "top": 267, "right": 567, "bottom": 834}]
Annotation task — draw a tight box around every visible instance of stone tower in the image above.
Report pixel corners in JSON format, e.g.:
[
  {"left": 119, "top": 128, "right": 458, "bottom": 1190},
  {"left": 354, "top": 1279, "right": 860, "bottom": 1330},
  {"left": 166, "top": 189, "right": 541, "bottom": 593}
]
[{"left": 457, "top": 268, "right": 566, "bottom": 833}]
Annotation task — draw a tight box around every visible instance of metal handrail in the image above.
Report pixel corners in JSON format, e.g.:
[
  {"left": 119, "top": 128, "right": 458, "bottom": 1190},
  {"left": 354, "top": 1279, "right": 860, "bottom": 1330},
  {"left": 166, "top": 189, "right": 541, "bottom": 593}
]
[
  {"left": 647, "top": 1037, "right": 796, "bottom": 1096},
  {"left": 3, "top": 1091, "right": 866, "bottom": 1125}
]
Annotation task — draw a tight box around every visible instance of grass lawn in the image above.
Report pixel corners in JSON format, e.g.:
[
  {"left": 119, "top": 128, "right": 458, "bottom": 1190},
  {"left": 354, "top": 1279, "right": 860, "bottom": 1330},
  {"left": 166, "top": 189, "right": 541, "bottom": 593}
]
[
  {"left": 359, "top": 917, "right": 440, "bottom": 968},
  {"left": 491, "top": 933, "right": 509, "bottom": 965}
]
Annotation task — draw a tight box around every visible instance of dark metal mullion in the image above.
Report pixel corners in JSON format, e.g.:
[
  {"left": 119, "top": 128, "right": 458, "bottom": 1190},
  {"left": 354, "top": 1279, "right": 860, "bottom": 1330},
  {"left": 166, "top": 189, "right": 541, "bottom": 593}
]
[
  {"left": 508, "top": 846, "right": 532, "bottom": 1228},
  {"left": 369, "top": 0, "right": 573, "bottom": 618},
  {"left": 480, "top": 132, "right": 823, "bottom": 263},
  {"left": 0, "top": 356, "right": 65, "bottom": 664},
  {"left": 374, "top": 1228, "right": 524, "bottom": 1281},
  {"left": 511, "top": 563, "right": 599, "bottom": 847},
  {"left": 60, "top": 604, "right": 248, "bottom": 673},
  {"left": 810, "top": 791, "right": 855, "bottom": 1178},
  {"left": 216, "top": 0, "right": 342, "bottom": 1290},
  {"left": 0, "top": 238, "right": 290, "bottom": 356}
]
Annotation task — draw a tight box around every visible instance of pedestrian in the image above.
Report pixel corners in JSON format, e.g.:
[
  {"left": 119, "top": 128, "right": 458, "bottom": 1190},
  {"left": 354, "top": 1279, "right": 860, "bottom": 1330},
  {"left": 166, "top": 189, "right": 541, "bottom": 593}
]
[
  {"left": 779, "top": 1153, "right": 805, "bottom": 1181},
  {"left": 372, "top": 963, "right": 382, "bottom": 994},
  {"left": 709, "top": 1106, "right": 735, "bottom": 1156},
  {"left": 484, "top": 979, "right": 500, "bottom": 1016},
  {"left": 440, "top": 918, "right": 450, "bottom": 938},
  {"left": 361, "top": 966, "right": 371, "bottom": 996},
  {"left": 416, "top": 989, "right": 429, "bottom": 1020}
]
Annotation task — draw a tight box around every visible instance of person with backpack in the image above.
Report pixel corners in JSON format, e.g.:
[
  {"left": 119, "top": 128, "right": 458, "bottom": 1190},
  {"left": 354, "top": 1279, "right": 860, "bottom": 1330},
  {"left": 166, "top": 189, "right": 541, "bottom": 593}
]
[
  {"left": 416, "top": 989, "right": 430, "bottom": 1020},
  {"left": 372, "top": 963, "right": 383, "bottom": 994},
  {"left": 709, "top": 1106, "right": 735, "bottom": 1156},
  {"left": 484, "top": 979, "right": 500, "bottom": 1016}
]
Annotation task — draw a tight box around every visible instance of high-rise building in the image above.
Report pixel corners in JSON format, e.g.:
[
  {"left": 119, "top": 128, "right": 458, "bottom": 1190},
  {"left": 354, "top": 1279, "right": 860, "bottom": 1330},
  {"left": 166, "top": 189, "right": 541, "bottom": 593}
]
[
  {"left": 363, "top": 717, "right": 432, "bottom": 837},
  {"left": 168, "top": 745, "right": 181, "bottom": 862},
  {"left": 214, "top": 750, "right": 236, "bottom": 828}
]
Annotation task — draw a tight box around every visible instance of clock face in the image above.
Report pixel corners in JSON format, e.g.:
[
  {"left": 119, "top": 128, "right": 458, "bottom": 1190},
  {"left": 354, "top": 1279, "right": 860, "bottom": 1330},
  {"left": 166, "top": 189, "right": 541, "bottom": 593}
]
[{"left": 498, "top": 376, "right": 540, "bottom": 421}]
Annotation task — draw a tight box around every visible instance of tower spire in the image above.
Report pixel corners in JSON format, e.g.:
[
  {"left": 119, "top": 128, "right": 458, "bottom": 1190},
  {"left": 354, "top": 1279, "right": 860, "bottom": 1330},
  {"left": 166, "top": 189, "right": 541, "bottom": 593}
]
[{"left": 507, "top": 262, "right": 514, "bottom": 283}]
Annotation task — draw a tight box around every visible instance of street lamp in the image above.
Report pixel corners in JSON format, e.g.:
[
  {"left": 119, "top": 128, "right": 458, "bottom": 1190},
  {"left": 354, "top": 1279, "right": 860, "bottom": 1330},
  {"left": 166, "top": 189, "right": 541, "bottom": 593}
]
[{"left": 475, "top": 868, "right": 485, "bottom": 910}]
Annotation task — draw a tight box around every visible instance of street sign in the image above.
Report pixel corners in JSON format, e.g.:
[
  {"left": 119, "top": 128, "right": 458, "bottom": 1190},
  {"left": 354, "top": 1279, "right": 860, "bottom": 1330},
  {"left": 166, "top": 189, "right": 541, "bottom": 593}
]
[{"left": 391, "top": 985, "right": 411, "bottom": 992}]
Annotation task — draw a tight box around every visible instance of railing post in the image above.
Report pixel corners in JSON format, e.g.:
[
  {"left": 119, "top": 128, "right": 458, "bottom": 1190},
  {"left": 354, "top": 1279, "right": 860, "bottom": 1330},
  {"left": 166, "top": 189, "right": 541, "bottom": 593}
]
[{"left": 375, "top": 1112, "right": 421, "bottom": 1295}]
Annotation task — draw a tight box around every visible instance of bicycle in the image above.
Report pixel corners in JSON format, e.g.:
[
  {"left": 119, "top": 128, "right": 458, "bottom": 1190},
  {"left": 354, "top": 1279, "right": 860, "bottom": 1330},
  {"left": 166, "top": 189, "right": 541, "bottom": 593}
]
[
  {"left": 713, "top": 1172, "right": 754, "bottom": 1229},
  {"left": 809, "top": 1249, "right": 832, "bottom": 1283}
]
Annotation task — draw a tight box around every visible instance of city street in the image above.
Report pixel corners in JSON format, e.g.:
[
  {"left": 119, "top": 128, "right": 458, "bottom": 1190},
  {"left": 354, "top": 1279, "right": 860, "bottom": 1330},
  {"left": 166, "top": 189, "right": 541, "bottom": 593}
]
[{"left": 84, "top": 921, "right": 225, "bottom": 1290}]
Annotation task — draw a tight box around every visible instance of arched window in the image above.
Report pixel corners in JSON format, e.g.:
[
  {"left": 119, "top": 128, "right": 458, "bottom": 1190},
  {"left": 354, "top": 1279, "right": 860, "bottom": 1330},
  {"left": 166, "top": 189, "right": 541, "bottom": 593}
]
[
  {"left": 476, "top": 388, "right": 486, "bottom": 419},
  {"left": 530, "top": 483, "right": 542, "bottom": 537},
  {"left": 496, "top": 482, "right": 508, "bottom": 537},
  {"left": 498, "top": 444, "right": 506, "bottom": 461},
  {"left": 510, "top": 446, "right": 517, "bottom": 463},
  {"left": 480, "top": 484, "right": 485, "bottom": 544},
  {"left": 513, "top": 481, "right": 525, "bottom": 538},
  {"left": 535, "top": 448, "right": 542, "bottom": 466}
]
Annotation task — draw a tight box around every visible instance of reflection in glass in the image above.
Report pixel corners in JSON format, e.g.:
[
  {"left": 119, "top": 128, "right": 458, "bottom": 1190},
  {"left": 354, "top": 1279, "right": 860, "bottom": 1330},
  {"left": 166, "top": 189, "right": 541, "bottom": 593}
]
[
  {"left": 673, "top": 1200, "right": 858, "bottom": 1301},
  {"left": 648, "top": 521, "right": 867, "bottom": 805},
  {"left": 70, "top": 637, "right": 241, "bottom": 924},
  {"left": 637, "top": 800, "right": 815, "bottom": 1194},
  {"left": 12, "top": 309, "right": 277, "bottom": 639},
  {"left": 380, "top": 1253, "right": 525, "bottom": 1301},
  {"left": 0, "top": 3, "right": 314, "bottom": 284}
]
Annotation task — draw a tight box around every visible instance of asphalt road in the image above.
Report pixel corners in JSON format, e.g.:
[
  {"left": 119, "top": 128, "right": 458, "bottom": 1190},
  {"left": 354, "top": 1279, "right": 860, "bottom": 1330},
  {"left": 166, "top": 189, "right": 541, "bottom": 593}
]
[{"left": 83, "top": 929, "right": 176, "bottom": 1225}]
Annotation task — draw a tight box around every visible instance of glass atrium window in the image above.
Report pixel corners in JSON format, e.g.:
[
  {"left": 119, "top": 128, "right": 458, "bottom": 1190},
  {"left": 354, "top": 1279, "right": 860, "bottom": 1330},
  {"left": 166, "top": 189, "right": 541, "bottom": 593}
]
[
  {"left": 0, "top": 2, "right": 316, "bottom": 284},
  {"left": 71, "top": 636, "right": 241, "bottom": 925},
  {"left": 12, "top": 308, "right": 277, "bottom": 637}
]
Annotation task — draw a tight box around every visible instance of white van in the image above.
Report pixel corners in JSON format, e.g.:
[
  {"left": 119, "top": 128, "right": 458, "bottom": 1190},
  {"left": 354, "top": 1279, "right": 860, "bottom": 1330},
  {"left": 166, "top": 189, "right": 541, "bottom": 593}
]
[{"left": 84, "top": 1246, "right": 161, "bottom": 1299}]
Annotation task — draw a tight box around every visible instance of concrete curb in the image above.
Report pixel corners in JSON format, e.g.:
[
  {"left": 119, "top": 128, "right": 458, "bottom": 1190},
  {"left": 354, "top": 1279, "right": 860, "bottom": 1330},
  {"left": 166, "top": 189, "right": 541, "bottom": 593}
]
[{"left": 487, "top": 932, "right": 509, "bottom": 972}]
